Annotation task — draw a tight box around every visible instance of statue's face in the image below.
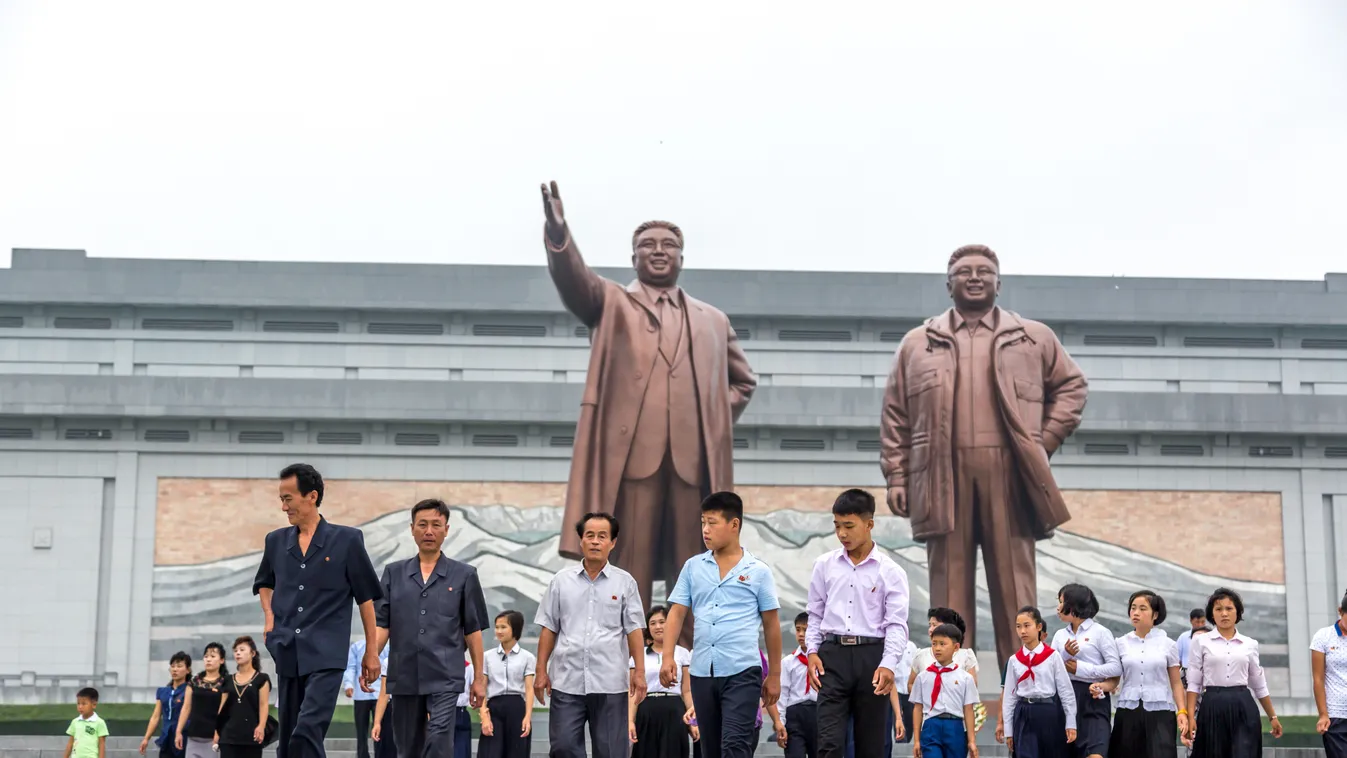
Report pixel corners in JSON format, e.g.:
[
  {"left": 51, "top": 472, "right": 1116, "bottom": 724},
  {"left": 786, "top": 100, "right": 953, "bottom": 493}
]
[
  {"left": 946, "top": 253, "right": 1000, "bottom": 309},
  {"left": 631, "top": 227, "right": 684, "bottom": 287}
]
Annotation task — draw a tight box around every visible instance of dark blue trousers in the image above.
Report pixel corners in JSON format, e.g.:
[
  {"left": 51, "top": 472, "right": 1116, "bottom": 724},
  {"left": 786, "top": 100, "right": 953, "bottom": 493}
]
[
  {"left": 690, "top": 667, "right": 762, "bottom": 758},
  {"left": 276, "top": 669, "right": 344, "bottom": 758},
  {"left": 454, "top": 707, "right": 472, "bottom": 758},
  {"left": 918, "top": 716, "right": 967, "bottom": 758}
]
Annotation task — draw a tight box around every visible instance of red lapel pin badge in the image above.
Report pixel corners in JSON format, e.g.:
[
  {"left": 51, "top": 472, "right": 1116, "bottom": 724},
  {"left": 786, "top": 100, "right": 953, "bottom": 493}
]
[{"left": 738, "top": 575, "right": 748, "bottom": 582}]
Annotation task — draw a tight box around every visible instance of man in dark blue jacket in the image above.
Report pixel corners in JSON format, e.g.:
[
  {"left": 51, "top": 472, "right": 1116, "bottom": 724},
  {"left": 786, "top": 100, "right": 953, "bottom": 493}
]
[{"left": 254, "top": 463, "right": 383, "bottom": 758}]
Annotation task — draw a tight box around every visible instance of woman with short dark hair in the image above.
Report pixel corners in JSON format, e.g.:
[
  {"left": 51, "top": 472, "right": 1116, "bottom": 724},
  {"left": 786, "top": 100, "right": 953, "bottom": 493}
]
[
  {"left": 1093, "top": 590, "right": 1188, "bottom": 757},
  {"left": 1184, "top": 587, "right": 1281, "bottom": 758},
  {"left": 479, "top": 610, "right": 536, "bottom": 758},
  {"left": 629, "top": 605, "right": 692, "bottom": 758},
  {"left": 1310, "top": 589, "right": 1347, "bottom": 757},
  {"left": 1052, "top": 584, "right": 1119, "bottom": 758}
]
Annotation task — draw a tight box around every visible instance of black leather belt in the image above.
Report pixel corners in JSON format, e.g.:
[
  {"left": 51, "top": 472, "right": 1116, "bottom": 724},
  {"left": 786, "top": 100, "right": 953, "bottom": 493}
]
[
  {"left": 645, "top": 692, "right": 678, "bottom": 698},
  {"left": 824, "top": 633, "right": 883, "bottom": 646},
  {"left": 1022, "top": 696, "right": 1060, "bottom": 704}
]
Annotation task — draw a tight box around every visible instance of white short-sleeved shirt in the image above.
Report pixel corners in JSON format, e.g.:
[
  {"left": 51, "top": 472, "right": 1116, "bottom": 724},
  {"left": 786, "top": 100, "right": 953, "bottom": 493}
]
[
  {"left": 1311, "top": 623, "right": 1347, "bottom": 719},
  {"left": 629, "top": 645, "right": 691, "bottom": 695},
  {"left": 1115, "top": 629, "right": 1180, "bottom": 712},
  {"left": 457, "top": 660, "right": 474, "bottom": 707},
  {"left": 485, "top": 645, "right": 537, "bottom": 699},
  {"left": 895, "top": 641, "right": 918, "bottom": 695},
  {"left": 912, "top": 647, "right": 978, "bottom": 680},
  {"left": 913, "top": 665, "right": 980, "bottom": 719}
]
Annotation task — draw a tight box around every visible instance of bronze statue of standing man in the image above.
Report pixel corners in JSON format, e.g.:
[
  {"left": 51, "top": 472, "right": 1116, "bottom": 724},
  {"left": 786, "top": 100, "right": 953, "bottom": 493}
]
[
  {"left": 880, "top": 244, "right": 1087, "bottom": 668},
  {"left": 540, "top": 181, "right": 757, "bottom": 625}
]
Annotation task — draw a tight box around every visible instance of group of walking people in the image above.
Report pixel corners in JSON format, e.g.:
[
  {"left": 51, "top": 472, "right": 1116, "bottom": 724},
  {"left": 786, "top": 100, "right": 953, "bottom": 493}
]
[
  {"left": 138, "top": 639, "right": 272, "bottom": 758},
  {"left": 226, "top": 460, "right": 1347, "bottom": 758}
]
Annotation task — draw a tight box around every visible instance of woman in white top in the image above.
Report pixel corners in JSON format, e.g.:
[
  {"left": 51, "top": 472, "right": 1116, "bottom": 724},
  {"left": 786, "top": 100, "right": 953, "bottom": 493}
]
[
  {"left": 1051, "top": 583, "right": 1119, "bottom": 758},
  {"left": 1312, "top": 590, "right": 1347, "bottom": 758},
  {"left": 1184, "top": 587, "right": 1281, "bottom": 758},
  {"left": 629, "top": 605, "right": 693, "bottom": 758},
  {"left": 1002, "top": 605, "right": 1077, "bottom": 758},
  {"left": 479, "top": 610, "right": 537, "bottom": 758},
  {"left": 1091, "top": 589, "right": 1189, "bottom": 758}
]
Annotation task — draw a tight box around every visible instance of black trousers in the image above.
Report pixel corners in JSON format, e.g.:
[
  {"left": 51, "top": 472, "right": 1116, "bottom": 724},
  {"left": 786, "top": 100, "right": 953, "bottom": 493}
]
[
  {"left": 816, "top": 642, "right": 888, "bottom": 758},
  {"left": 897, "top": 693, "right": 913, "bottom": 744},
  {"left": 479, "top": 694, "right": 531, "bottom": 758},
  {"left": 1327, "top": 717, "right": 1347, "bottom": 758},
  {"left": 690, "top": 667, "right": 763, "bottom": 758},
  {"left": 391, "top": 692, "right": 458, "bottom": 758},
  {"left": 354, "top": 700, "right": 397, "bottom": 758},
  {"left": 218, "top": 747, "right": 263, "bottom": 758},
  {"left": 276, "top": 668, "right": 344, "bottom": 758},
  {"left": 785, "top": 702, "right": 819, "bottom": 758}
]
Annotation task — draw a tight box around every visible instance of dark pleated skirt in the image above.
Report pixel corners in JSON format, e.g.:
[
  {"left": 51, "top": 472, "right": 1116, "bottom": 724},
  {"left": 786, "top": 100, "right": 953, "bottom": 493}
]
[
  {"left": 1107, "top": 706, "right": 1177, "bottom": 758},
  {"left": 1013, "top": 699, "right": 1070, "bottom": 758},
  {"left": 1070, "top": 680, "right": 1111, "bottom": 756},
  {"left": 633, "top": 694, "right": 690, "bottom": 758},
  {"left": 1190, "top": 686, "right": 1260, "bottom": 758}
]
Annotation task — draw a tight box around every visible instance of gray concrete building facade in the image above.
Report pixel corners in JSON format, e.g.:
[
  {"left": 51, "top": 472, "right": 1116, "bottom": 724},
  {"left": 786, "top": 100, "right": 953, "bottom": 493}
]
[{"left": 2, "top": 249, "right": 1346, "bottom": 712}]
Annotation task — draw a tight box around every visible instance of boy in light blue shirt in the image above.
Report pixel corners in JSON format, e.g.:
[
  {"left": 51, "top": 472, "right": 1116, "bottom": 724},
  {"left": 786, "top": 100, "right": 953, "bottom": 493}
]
[{"left": 661, "top": 491, "right": 783, "bottom": 758}]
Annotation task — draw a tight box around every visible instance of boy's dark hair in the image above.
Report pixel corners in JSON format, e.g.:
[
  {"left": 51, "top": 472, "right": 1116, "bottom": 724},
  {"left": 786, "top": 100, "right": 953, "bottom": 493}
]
[
  {"left": 169, "top": 651, "right": 192, "bottom": 681},
  {"left": 794, "top": 612, "right": 810, "bottom": 627},
  {"left": 701, "top": 491, "right": 744, "bottom": 528},
  {"left": 279, "top": 463, "right": 324, "bottom": 507},
  {"left": 496, "top": 610, "right": 525, "bottom": 641},
  {"left": 831, "top": 488, "right": 876, "bottom": 518},
  {"left": 411, "top": 498, "right": 451, "bottom": 523},
  {"left": 1189, "top": 607, "right": 1206, "bottom": 621},
  {"left": 1340, "top": 591, "right": 1347, "bottom": 615},
  {"left": 930, "top": 623, "right": 964, "bottom": 646},
  {"left": 1058, "top": 583, "right": 1100, "bottom": 620},
  {"left": 574, "top": 512, "right": 620, "bottom": 540},
  {"left": 1017, "top": 605, "right": 1048, "bottom": 641},
  {"left": 1206, "top": 587, "right": 1245, "bottom": 624},
  {"left": 928, "top": 607, "right": 967, "bottom": 635},
  {"left": 1128, "top": 589, "right": 1167, "bottom": 625},
  {"left": 76, "top": 687, "right": 99, "bottom": 702}
]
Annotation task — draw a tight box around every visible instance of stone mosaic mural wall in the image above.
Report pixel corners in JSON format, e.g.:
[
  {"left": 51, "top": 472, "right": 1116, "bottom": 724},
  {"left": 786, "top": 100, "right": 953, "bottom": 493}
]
[{"left": 151, "top": 479, "right": 1289, "bottom": 693}]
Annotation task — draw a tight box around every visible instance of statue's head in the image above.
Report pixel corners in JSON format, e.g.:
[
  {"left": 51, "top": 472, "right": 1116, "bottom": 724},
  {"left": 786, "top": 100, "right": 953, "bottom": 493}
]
[
  {"left": 631, "top": 220, "right": 684, "bottom": 288},
  {"left": 946, "top": 244, "right": 1000, "bottom": 311}
]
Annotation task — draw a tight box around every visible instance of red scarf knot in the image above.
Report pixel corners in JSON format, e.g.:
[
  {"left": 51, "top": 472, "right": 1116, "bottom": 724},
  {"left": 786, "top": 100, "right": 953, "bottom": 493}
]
[
  {"left": 1015, "top": 645, "right": 1055, "bottom": 685},
  {"left": 926, "top": 663, "right": 957, "bottom": 703}
]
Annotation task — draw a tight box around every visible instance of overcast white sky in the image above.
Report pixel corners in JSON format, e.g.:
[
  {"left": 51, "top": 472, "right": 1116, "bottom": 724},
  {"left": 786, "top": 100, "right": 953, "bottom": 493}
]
[{"left": 1, "top": 1, "right": 1345, "bottom": 279}]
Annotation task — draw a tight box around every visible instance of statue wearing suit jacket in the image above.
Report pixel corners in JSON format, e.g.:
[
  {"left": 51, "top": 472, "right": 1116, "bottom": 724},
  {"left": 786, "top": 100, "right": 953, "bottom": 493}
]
[{"left": 539, "top": 181, "right": 757, "bottom": 625}]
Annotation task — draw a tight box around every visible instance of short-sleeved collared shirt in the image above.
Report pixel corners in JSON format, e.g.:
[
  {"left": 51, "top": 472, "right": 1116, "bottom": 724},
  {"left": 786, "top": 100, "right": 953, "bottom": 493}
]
[
  {"left": 631, "top": 645, "right": 691, "bottom": 695},
  {"left": 1312, "top": 622, "right": 1347, "bottom": 719},
  {"left": 376, "top": 553, "right": 489, "bottom": 696},
  {"left": 485, "top": 645, "right": 537, "bottom": 699},
  {"left": 67, "top": 714, "right": 108, "bottom": 758},
  {"left": 1116, "top": 628, "right": 1180, "bottom": 711},
  {"left": 668, "top": 548, "right": 781, "bottom": 678},
  {"left": 154, "top": 682, "right": 188, "bottom": 747},
  {"left": 252, "top": 517, "right": 383, "bottom": 677},
  {"left": 914, "top": 664, "right": 980, "bottom": 719},
  {"left": 534, "top": 562, "right": 645, "bottom": 695}
]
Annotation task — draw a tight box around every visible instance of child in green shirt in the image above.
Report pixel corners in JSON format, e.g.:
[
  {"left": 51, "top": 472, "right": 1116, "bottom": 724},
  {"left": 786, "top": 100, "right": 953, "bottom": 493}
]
[{"left": 65, "top": 687, "right": 109, "bottom": 758}]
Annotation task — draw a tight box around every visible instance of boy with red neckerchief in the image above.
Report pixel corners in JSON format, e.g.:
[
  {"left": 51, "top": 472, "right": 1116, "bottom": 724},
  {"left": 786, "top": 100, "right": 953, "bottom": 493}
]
[
  {"left": 1000, "top": 606, "right": 1077, "bottom": 758},
  {"left": 911, "top": 623, "right": 979, "bottom": 758}
]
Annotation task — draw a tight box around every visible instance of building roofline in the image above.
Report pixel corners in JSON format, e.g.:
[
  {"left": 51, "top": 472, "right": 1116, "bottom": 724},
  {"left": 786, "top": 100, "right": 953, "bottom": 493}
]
[{"left": 6, "top": 248, "right": 1347, "bottom": 325}]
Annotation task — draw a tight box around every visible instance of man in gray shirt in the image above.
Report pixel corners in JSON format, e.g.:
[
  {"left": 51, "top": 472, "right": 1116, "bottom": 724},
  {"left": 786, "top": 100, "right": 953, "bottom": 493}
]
[{"left": 534, "top": 512, "right": 648, "bottom": 758}]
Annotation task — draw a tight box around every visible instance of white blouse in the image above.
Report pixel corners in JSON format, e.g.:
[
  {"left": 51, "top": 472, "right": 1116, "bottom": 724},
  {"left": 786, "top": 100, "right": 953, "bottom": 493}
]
[
  {"left": 629, "top": 645, "right": 691, "bottom": 695},
  {"left": 1001, "top": 644, "right": 1079, "bottom": 731},
  {"left": 1115, "top": 628, "right": 1180, "bottom": 712},
  {"left": 1050, "top": 618, "right": 1122, "bottom": 683}
]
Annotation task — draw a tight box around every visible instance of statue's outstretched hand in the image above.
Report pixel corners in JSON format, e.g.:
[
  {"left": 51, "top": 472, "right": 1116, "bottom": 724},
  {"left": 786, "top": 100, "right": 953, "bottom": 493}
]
[
  {"left": 886, "top": 486, "right": 907, "bottom": 517},
  {"left": 541, "top": 181, "right": 566, "bottom": 244}
]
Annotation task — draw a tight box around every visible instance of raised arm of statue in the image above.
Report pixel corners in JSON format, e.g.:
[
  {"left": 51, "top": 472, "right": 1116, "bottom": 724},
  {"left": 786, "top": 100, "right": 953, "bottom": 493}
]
[{"left": 541, "top": 181, "right": 607, "bottom": 327}]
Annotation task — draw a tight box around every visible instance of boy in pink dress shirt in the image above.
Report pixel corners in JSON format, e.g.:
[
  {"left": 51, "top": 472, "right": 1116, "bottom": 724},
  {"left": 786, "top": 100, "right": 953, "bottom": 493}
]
[{"left": 805, "top": 489, "right": 911, "bottom": 758}]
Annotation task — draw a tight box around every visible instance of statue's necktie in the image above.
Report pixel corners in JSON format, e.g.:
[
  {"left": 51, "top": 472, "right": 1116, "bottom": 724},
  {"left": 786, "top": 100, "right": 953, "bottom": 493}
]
[{"left": 657, "top": 295, "right": 679, "bottom": 360}]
